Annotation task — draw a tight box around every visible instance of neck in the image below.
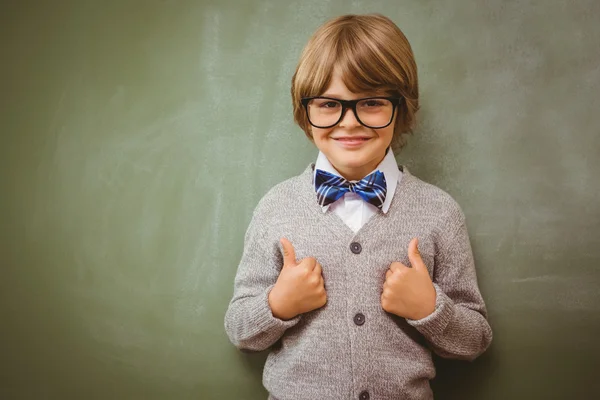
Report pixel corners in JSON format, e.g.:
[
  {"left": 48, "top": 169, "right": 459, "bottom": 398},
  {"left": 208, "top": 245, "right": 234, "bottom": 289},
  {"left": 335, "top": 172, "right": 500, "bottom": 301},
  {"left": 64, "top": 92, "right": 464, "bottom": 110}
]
[
  {"left": 333, "top": 152, "right": 387, "bottom": 181},
  {"left": 335, "top": 165, "right": 378, "bottom": 181}
]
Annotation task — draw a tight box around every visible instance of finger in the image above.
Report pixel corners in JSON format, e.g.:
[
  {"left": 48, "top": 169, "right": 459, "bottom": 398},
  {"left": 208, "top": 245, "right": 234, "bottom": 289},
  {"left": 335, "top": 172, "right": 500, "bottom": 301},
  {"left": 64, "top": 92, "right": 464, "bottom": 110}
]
[
  {"left": 390, "top": 262, "right": 404, "bottom": 273},
  {"left": 303, "top": 257, "right": 317, "bottom": 271},
  {"left": 408, "top": 237, "right": 427, "bottom": 272},
  {"left": 385, "top": 269, "right": 393, "bottom": 280},
  {"left": 280, "top": 238, "right": 297, "bottom": 267},
  {"left": 313, "top": 261, "right": 322, "bottom": 276}
]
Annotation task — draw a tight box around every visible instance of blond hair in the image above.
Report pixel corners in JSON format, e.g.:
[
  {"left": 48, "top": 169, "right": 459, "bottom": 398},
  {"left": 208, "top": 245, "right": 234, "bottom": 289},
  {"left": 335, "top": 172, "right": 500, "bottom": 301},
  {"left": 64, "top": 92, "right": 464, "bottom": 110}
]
[{"left": 291, "top": 14, "right": 420, "bottom": 153}]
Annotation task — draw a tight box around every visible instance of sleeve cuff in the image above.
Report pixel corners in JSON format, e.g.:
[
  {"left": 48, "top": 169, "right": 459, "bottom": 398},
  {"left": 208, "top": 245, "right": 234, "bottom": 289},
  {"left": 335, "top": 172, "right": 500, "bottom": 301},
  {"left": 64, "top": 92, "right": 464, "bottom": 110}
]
[
  {"left": 406, "top": 283, "right": 455, "bottom": 339},
  {"left": 250, "top": 285, "right": 302, "bottom": 334}
]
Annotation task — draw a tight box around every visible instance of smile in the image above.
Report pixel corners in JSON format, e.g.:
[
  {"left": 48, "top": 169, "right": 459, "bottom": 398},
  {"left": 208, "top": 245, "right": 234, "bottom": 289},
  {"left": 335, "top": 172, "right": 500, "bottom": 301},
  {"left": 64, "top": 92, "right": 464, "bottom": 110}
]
[{"left": 333, "top": 137, "right": 372, "bottom": 147}]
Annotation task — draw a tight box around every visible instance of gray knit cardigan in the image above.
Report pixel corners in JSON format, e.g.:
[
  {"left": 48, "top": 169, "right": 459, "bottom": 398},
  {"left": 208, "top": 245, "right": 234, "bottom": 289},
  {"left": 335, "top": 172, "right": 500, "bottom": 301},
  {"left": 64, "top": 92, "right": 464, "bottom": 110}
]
[{"left": 224, "top": 163, "right": 493, "bottom": 400}]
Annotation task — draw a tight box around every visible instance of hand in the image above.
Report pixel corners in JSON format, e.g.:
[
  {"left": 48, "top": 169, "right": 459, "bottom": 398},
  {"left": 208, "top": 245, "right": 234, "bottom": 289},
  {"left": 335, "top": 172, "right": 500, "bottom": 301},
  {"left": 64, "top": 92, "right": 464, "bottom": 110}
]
[
  {"left": 381, "top": 238, "right": 436, "bottom": 320},
  {"left": 268, "top": 238, "right": 327, "bottom": 320}
]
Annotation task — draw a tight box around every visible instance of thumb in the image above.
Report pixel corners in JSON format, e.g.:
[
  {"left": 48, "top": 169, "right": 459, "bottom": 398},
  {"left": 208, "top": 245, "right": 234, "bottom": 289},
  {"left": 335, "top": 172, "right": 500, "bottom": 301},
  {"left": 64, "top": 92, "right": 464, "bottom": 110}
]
[
  {"left": 408, "top": 238, "right": 426, "bottom": 272},
  {"left": 280, "top": 238, "right": 297, "bottom": 267}
]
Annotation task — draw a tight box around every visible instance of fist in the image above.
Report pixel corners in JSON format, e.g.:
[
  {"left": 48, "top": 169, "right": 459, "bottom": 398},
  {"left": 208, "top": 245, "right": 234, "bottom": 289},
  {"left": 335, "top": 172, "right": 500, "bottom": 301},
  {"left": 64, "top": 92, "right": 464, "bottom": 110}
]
[
  {"left": 268, "top": 238, "right": 327, "bottom": 321},
  {"left": 381, "top": 238, "right": 436, "bottom": 320}
]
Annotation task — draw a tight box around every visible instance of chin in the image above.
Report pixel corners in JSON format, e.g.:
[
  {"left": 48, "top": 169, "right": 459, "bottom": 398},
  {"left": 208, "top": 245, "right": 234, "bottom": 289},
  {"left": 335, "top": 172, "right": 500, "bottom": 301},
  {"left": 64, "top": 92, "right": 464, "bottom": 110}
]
[
  {"left": 338, "top": 152, "right": 371, "bottom": 163},
  {"left": 335, "top": 159, "right": 370, "bottom": 172},
  {"left": 341, "top": 157, "right": 366, "bottom": 165}
]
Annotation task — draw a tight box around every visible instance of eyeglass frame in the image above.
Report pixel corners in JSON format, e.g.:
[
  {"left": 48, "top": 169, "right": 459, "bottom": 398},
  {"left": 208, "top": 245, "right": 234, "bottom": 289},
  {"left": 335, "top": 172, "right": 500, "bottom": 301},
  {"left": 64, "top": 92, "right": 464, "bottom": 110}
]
[{"left": 300, "top": 96, "right": 403, "bottom": 129}]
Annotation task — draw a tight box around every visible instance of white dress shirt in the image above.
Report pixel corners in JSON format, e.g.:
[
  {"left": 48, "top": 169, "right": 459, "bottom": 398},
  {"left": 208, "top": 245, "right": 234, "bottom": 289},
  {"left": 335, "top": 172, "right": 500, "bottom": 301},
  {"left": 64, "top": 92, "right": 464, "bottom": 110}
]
[{"left": 312, "top": 148, "right": 403, "bottom": 233}]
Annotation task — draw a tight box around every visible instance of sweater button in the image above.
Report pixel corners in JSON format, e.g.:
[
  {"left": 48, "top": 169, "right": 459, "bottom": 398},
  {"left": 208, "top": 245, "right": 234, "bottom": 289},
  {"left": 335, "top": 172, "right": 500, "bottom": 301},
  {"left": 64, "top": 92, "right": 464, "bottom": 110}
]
[
  {"left": 359, "top": 391, "right": 370, "bottom": 400},
  {"left": 350, "top": 242, "right": 362, "bottom": 254},
  {"left": 354, "top": 313, "right": 365, "bottom": 326}
]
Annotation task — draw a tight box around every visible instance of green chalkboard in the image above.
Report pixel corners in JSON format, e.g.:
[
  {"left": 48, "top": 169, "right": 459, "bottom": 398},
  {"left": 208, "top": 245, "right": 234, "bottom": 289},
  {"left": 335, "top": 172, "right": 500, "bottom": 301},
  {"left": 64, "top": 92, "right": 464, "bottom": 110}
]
[{"left": 1, "top": 1, "right": 599, "bottom": 399}]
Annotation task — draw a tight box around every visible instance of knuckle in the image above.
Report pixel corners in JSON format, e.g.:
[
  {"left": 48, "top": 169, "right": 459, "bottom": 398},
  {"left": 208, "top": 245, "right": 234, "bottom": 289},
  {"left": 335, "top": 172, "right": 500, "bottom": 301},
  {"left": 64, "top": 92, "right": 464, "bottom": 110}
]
[
  {"left": 299, "top": 269, "right": 311, "bottom": 280},
  {"left": 300, "top": 263, "right": 312, "bottom": 274}
]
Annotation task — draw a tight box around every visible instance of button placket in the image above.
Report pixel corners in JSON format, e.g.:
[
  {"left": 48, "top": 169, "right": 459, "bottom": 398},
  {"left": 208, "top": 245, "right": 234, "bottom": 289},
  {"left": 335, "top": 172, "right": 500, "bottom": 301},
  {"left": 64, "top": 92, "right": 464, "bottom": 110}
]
[{"left": 349, "top": 241, "right": 367, "bottom": 400}]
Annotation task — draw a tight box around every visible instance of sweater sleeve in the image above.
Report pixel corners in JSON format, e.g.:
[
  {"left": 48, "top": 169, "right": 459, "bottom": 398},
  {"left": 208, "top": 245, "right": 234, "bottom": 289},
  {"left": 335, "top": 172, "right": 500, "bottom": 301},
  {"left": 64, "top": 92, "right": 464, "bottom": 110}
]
[
  {"left": 406, "top": 207, "right": 493, "bottom": 361},
  {"left": 224, "top": 206, "right": 301, "bottom": 352}
]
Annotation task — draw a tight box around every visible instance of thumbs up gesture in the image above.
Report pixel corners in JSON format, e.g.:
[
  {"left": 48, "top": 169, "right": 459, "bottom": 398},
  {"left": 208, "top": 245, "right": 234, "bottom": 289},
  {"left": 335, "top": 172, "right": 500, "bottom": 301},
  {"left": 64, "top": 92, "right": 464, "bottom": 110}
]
[
  {"left": 381, "top": 238, "right": 437, "bottom": 320},
  {"left": 268, "top": 238, "right": 328, "bottom": 321}
]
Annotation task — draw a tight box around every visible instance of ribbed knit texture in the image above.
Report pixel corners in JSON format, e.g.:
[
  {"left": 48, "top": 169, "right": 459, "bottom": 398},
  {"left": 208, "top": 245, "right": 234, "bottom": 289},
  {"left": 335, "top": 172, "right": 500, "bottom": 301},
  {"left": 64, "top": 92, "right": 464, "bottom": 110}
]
[{"left": 224, "top": 163, "right": 493, "bottom": 400}]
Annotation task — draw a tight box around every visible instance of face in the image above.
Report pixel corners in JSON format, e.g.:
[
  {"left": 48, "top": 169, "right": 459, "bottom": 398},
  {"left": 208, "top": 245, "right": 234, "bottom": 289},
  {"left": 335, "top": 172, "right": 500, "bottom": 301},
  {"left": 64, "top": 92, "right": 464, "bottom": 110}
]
[{"left": 309, "top": 68, "right": 396, "bottom": 181}]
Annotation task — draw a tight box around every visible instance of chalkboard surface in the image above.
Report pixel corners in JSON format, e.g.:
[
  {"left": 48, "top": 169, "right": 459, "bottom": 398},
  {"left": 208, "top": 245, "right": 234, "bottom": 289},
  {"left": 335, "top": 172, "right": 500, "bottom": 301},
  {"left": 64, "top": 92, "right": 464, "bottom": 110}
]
[{"left": 2, "top": 1, "right": 599, "bottom": 399}]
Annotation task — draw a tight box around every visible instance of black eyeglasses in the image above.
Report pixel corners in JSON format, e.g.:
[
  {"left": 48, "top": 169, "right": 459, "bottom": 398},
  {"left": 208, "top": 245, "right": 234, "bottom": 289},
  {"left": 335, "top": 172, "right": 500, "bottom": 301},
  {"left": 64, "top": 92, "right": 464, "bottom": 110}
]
[{"left": 301, "top": 96, "right": 402, "bottom": 129}]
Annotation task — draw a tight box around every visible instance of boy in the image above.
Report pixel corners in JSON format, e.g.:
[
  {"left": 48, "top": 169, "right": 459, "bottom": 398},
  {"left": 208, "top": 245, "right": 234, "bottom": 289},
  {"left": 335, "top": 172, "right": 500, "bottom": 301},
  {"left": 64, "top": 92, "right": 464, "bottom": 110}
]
[{"left": 224, "top": 13, "right": 492, "bottom": 400}]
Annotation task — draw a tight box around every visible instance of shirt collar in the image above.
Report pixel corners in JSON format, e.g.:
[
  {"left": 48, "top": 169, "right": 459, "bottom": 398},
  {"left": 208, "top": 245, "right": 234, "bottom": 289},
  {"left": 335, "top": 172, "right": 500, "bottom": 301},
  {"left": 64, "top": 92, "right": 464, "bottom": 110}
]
[{"left": 312, "top": 147, "right": 401, "bottom": 214}]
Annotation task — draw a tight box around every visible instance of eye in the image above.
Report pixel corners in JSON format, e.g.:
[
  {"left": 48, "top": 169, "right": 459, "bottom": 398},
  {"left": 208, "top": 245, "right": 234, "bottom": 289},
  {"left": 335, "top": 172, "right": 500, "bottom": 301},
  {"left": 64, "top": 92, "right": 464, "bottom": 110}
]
[
  {"left": 363, "top": 99, "right": 384, "bottom": 107},
  {"left": 320, "top": 101, "right": 340, "bottom": 108}
]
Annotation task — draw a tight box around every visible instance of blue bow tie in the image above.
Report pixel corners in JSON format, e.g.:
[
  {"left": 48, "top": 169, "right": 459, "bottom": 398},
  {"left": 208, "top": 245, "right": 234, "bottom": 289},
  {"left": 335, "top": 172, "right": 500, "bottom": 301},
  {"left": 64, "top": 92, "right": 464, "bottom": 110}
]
[{"left": 314, "top": 169, "right": 387, "bottom": 209}]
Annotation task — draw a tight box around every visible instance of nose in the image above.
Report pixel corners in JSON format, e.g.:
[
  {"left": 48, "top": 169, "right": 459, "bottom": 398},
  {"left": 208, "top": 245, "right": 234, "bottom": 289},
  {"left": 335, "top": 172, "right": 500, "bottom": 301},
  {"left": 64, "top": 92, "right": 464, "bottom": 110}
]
[{"left": 338, "top": 106, "right": 361, "bottom": 128}]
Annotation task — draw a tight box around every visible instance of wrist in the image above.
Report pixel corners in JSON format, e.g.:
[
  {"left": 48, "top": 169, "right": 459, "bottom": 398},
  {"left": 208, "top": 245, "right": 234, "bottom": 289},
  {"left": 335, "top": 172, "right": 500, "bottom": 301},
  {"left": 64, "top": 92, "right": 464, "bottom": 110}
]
[
  {"left": 412, "top": 291, "right": 437, "bottom": 320},
  {"left": 412, "top": 306, "right": 435, "bottom": 320},
  {"left": 268, "top": 288, "right": 295, "bottom": 321}
]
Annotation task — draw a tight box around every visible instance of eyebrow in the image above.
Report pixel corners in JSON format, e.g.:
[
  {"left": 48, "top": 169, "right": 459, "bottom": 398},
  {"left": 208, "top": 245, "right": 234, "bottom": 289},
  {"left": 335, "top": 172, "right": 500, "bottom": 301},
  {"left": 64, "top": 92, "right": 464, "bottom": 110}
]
[
  {"left": 320, "top": 92, "right": 345, "bottom": 98},
  {"left": 320, "top": 89, "right": 392, "bottom": 98},
  {"left": 320, "top": 92, "right": 388, "bottom": 99}
]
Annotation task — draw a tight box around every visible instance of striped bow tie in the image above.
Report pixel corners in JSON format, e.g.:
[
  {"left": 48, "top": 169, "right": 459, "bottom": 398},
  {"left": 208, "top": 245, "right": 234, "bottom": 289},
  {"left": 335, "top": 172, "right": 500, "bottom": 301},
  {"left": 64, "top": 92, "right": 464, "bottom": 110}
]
[{"left": 314, "top": 169, "right": 387, "bottom": 210}]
